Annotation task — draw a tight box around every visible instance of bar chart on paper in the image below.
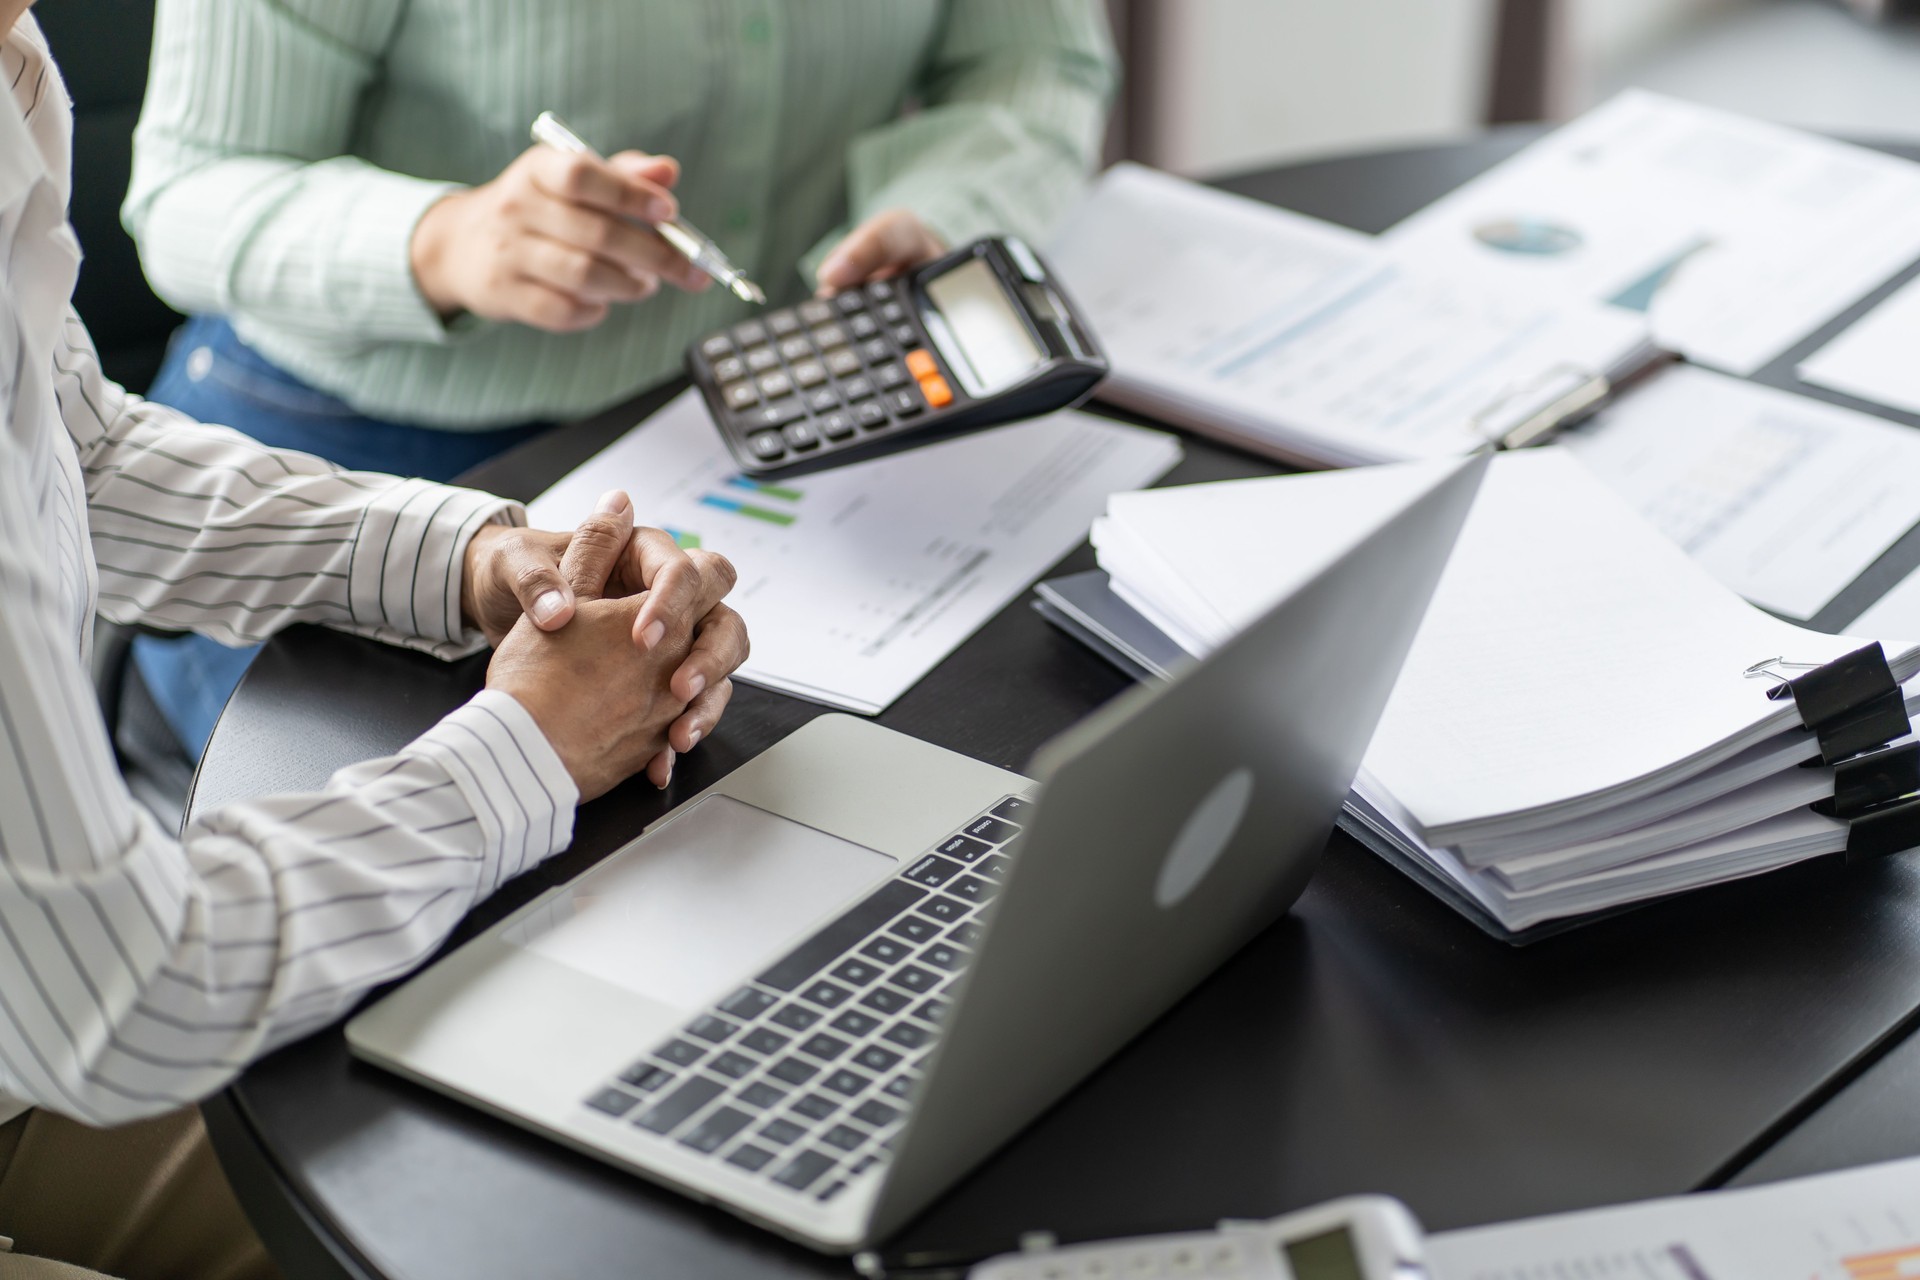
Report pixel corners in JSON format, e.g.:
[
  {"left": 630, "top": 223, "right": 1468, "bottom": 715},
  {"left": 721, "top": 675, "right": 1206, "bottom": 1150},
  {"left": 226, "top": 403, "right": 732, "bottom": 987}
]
[
  {"left": 526, "top": 391, "right": 1181, "bottom": 713},
  {"left": 1805, "top": 1209, "right": 1920, "bottom": 1280},
  {"left": 1428, "top": 1159, "right": 1920, "bottom": 1280}
]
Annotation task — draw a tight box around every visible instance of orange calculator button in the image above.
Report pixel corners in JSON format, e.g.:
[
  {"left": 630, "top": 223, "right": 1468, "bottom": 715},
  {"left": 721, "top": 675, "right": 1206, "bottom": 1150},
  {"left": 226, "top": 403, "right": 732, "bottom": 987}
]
[
  {"left": 920, "top": 375, "right": 954, "bottom": 408},
  {"left": 904, "top": 349, "right": 938, "bottom": 380}
]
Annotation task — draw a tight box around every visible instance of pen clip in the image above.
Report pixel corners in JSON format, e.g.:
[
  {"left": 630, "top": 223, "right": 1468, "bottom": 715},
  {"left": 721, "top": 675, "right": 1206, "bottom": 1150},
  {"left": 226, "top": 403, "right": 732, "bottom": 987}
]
[{"left": 1471, "top": 363, "right": 1610, "bottom": 452}]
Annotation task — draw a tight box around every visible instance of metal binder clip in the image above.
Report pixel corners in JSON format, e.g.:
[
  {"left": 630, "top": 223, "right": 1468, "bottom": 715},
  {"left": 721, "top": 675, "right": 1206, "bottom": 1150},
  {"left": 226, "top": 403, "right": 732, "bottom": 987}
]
[
  {"left": 1763, "top": 643, "right": 1913, "bottom": 766},
  {"left": 1470, "top": 364, "right": 1611, "bottom": 451},
  {"left": 1846, "top": 795, "right": 1920, "bottom": 862},
  {"left": 1754, "top": 646, "right": 1920, "bottom": 862},
  {"left": 1744, "top": 657, "right": 1823, "bottom": 685},
  {"left": 1813, "top": 741, "right": 1920, "bottom": 821}
]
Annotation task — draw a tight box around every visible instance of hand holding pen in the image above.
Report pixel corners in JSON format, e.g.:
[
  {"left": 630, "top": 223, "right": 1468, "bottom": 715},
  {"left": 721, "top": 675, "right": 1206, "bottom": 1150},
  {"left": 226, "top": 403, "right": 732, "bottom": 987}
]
[{"left": 408, "top": 118, "right": 758, "bottom": 333}]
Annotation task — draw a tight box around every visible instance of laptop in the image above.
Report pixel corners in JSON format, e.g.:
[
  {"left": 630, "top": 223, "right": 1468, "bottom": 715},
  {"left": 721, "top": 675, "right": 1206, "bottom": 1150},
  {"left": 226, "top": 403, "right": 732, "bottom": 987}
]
[{"left": 346, "top": 451, "right": 1488, "bottom": 1253}]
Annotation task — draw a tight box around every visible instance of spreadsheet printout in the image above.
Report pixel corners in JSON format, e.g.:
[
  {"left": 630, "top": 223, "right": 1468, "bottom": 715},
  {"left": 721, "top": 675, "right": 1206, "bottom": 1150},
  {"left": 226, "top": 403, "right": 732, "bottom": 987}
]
[{"left": 1564, "top": 366, "right": 1920, "bottom": 619}]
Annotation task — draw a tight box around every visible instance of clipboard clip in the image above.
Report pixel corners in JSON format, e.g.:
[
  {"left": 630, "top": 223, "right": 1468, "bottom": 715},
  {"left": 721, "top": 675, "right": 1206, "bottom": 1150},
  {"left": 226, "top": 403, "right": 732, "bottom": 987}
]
[{"left": 1470, "top": 363, "right": 1611, "bottom": 452}]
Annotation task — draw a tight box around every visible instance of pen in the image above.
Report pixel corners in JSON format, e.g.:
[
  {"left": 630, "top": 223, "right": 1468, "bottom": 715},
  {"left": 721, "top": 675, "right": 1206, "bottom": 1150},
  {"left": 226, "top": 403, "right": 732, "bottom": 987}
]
[{"left": 530, "top": 111, "right": 767, "bottom": 306}]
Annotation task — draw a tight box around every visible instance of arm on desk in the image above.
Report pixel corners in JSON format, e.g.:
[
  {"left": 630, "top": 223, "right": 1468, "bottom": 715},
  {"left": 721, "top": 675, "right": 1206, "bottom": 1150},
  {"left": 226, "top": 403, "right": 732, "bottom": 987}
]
[
  {"left": 2, "top": 346, "right": 581, "bottom": 1121},
  {"left": 54, "top": 308, "right": 512, "bottom": 658}
]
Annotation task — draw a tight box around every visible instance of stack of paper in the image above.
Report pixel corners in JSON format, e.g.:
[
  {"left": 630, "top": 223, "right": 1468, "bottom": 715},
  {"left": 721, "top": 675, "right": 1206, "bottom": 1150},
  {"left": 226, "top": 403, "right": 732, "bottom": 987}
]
[
  {"left": 1045, "top": 163, "right": 1659, "bottom": 468},
  {"left": 1073, "top": 450, "right": 1920, "bottom": 936}
]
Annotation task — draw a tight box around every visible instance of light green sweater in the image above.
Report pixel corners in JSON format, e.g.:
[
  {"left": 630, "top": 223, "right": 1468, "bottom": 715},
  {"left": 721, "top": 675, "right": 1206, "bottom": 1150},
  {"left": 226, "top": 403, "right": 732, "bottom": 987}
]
[{"left": 123, "top": 0, "right": 1116, "bottom": 429}]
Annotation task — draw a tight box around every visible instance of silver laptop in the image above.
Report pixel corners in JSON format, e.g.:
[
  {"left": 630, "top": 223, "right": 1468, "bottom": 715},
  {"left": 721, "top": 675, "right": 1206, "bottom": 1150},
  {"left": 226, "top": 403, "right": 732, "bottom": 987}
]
[{"left": 347, "top": 452, "right": 1487, "bottom": 1253}]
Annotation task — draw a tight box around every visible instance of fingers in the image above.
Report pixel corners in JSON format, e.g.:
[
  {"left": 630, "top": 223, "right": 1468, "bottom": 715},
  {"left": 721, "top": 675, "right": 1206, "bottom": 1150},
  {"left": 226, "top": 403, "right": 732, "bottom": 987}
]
[
  {"left": 483, "top": 529, "right": 576, "bottom": 633},
  {"left": 632, "top": 549, "right": 739, "bottom": 653},
  {"left": 501, "top": 278, "right": 610, "bottom": 333},
  {"left": 558, "top": 490, "right": 636, "bottom": 601},
  {"left": 519, "top": 199, "right": 706, "bottom": 294},
  {"left": 668, "top": 601, "right": 747, "bottom": 703},
  {"left": 527, "top": 146, "right": 678, "bottom": 223},
  {"left": 516, "top": 234, "right": 661, "bottom": 305},
  {"left": 667, "top": 676, "right": 734, "bottom": 755},
  {"left": 608, "top": 151, "right": 681, "bottom": 189},
  {"left": 815, "top": 209, "right": 945, "bottom": 293},
  {"left": 646, "top": 748, "right": 676, "bottom": 790}
]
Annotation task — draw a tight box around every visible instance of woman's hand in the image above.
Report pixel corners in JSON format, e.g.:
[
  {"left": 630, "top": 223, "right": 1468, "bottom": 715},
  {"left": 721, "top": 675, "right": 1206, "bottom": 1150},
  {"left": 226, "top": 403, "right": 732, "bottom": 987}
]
[
  {"left": 814, "top": 208, "right": 946, "bottom": 296},
  {"left": 411, "top": 144, "right": 711, "bottom": 332}
]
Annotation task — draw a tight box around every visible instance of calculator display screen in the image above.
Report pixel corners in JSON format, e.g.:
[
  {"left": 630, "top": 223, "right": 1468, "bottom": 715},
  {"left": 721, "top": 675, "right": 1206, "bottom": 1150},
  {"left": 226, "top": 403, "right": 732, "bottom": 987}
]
[
  {"left": 923, "top": 257, "right": 1046, "bottom": 396},
  {"left": 1281, "top": 1227, "right": 1366, "bottom": 1280}
]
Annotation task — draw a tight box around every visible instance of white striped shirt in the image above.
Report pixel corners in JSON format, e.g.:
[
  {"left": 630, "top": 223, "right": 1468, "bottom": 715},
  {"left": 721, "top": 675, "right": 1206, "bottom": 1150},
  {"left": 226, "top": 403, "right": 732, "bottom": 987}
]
[{"left": 0, "top": 16, "right": 577, "bottom": 1127}]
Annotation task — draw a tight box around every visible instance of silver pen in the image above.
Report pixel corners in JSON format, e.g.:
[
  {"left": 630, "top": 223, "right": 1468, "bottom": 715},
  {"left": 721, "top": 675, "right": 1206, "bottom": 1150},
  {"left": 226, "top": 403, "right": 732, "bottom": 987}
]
[{"left": 530, "top": 111, "right": 767, "bottom": 306}]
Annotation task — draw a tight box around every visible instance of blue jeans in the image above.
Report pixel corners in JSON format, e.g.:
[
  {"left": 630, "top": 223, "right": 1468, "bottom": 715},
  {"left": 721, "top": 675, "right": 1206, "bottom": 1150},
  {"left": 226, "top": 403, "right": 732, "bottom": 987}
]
[{"left": 133, "top": 316, "right": 547, "bottom": 759}]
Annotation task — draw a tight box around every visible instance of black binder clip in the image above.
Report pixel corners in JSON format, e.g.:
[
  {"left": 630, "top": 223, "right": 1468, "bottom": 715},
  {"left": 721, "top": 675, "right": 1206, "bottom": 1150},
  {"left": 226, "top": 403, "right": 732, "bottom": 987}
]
[
  {"left": 1754, "top": 644, "right": 1920, "bottom": 863},
  {"left": 1753, "top": 644, "right": 1910, "bottom": 765}
]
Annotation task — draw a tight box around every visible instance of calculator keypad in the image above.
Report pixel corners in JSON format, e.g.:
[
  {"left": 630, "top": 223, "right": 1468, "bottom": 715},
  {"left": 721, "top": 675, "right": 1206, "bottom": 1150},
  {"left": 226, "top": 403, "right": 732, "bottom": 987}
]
[{"left": 692, "top": 279, "right": 962, "bottom": 470}]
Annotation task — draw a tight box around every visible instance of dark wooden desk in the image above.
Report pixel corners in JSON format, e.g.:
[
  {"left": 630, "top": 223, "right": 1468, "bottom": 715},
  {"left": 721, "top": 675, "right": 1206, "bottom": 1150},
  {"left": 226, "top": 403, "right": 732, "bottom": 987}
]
[{"left": 190, "top": 133, "right": 1920, "bottom": 1280}]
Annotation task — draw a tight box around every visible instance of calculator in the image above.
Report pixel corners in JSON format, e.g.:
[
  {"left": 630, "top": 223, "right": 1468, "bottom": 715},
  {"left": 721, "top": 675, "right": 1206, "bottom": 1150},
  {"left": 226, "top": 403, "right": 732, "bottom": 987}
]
[
  {"left": 968, "top": 1196, "right": 1430, "bottom": 1280},
  {"left": 686, "top": 236, "right": 1108, "bottom": 478}
]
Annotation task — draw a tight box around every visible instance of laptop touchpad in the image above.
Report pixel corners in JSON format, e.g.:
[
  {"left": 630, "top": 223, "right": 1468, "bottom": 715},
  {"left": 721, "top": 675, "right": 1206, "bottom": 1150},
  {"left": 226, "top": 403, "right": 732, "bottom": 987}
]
[{"left": 503, "top": 795, "right": 898, "bottom": 1012}]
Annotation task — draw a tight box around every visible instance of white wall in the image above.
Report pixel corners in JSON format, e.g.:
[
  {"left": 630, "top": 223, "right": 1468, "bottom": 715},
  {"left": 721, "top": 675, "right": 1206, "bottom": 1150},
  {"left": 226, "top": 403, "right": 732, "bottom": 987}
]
[
  {"left": 1554, "top": 0, "right": 1742, "bottom": 114},
  {"left": 1147, "top": 0, "right": 1501, "bottom": 178}
]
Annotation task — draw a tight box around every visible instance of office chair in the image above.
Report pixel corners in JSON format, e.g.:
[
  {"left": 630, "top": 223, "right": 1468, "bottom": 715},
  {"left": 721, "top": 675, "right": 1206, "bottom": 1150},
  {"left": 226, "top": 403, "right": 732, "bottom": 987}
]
[{"left": 36, "top": 3, "right": 194, "bottom": 831}]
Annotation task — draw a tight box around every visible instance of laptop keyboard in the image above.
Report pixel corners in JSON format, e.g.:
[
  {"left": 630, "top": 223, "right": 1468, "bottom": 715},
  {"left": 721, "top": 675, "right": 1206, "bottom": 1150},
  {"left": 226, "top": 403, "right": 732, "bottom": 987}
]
[{"left": 579, "top": 795, "right": 1033, "bottom": 1203}]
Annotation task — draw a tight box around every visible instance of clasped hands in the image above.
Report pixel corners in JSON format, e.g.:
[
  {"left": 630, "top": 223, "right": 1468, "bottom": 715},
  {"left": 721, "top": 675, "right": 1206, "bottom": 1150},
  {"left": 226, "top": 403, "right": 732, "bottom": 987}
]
[{"left": 461, "top": 492, "right": 748, "bottom": 800}]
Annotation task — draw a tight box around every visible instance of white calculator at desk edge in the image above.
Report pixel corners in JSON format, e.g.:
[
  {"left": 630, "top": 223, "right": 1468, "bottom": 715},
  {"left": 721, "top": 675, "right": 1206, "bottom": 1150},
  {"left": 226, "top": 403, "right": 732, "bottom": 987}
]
[{"left": 968, "top": 1197, "right": 1429, "bottom": 1280}]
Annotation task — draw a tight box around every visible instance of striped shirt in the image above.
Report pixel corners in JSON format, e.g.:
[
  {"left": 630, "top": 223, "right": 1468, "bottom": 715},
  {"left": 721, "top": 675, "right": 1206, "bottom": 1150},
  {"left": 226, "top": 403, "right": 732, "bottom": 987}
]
[
  {"left": 120, "top": 0, "right": 1116, "bottom": 430},
  {"left": 0, "top": 16, "right": 577, "bottom": 1127}
]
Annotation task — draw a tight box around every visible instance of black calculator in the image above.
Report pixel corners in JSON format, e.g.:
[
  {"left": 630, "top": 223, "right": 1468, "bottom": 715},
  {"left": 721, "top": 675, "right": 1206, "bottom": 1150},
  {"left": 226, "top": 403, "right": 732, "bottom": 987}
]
[{"left": 686, "top": 236, "right": 1108, "bottom": 478}]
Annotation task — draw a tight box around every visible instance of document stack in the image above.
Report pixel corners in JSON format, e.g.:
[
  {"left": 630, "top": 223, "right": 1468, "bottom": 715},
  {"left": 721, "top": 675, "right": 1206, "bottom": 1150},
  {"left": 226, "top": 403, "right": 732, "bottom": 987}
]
[{"left": 1044, "top": 451, "right": 1920, "bottom": 941}]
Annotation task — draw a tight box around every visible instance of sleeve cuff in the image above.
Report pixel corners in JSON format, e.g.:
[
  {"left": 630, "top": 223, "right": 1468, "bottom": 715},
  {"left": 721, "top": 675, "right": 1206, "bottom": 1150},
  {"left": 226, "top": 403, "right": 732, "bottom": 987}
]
[
  {"left": 408, "top": 689, "right": 578, "bottom": 890},
  {"left": 346, "top": 479, "right": 524, "bottom": 652},
  {"left": 318, "top": 163, "right": 472, "bottom": 345}
]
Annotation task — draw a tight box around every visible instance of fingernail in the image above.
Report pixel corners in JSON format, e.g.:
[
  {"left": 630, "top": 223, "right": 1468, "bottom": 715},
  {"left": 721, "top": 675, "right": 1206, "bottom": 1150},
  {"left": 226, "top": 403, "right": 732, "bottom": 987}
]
[
  {"left": 595, "top": 489, "right": 629, "bottom": 515},
  {"left": 531, "top": 590, "right": 566, "bottom": 625},
  {"left": 656, "top": 750, "right": 676, "bottom": 789},
  {"left": 647, "top": 199, "right": 675, "bottom": 222},
  {"left": 687, "top": 728, "right": 702, "bottom": 748},
  {"left": 641, "top": 619, "right": 666, "bottom": 649},
  {"left": 687, "top": 672, "right": 706, "bottom": 698}
]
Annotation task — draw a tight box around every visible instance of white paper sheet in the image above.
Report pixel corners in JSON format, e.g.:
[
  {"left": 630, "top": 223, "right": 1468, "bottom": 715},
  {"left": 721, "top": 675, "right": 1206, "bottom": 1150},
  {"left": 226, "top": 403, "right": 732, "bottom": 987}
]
[
  {"left": 527, "top": 392, "right": 1181, "bottom": 714},
  {"left": 1563, "top": 366, "right": 1920, "bottom": 618},
  {"left": 1429, "top": 1157, "right": 1920, "bottom": 1280},
  {"left": 1091, "top": 450, "right": 1919, "bottom": 844},
  {"left": 1801, "top": 272, "right": 1920, "bottom": 417},
  {"left": 1852, "top": 563, "right": 1920, "bottom": 643},
  {"left": 1385, "top": 90, "right": 1920, "bottom": 375},
  {"left": 1047, "top": 164, "right": 1652, "bottom": 467}
]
